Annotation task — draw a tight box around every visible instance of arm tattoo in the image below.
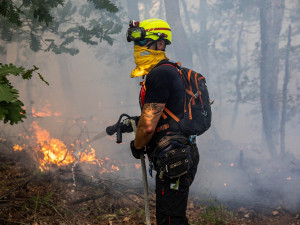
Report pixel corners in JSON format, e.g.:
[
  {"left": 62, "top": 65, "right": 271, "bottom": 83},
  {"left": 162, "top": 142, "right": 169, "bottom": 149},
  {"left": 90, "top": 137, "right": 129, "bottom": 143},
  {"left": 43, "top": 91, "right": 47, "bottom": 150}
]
[
  {"left": 143, "top": 103, "right": 164, "bottom": 113},
  {"left": 143, "top": 103, "right": 165, "bottom": 118}
]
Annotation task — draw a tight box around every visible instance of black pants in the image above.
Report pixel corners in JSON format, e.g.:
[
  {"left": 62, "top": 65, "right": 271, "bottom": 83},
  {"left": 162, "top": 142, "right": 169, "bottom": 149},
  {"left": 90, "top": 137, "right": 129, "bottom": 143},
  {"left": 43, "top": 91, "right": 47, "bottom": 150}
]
[{"left": 155, "top": 144, "right": 199, "bottom": 225}]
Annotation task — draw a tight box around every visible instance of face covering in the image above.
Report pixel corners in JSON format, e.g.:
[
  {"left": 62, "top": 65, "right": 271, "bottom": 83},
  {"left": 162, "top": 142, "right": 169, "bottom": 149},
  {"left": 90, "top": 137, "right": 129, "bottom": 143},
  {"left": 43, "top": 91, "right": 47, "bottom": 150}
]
[{"left": 130, "top": 45, "right": 169, "bottom": 78}]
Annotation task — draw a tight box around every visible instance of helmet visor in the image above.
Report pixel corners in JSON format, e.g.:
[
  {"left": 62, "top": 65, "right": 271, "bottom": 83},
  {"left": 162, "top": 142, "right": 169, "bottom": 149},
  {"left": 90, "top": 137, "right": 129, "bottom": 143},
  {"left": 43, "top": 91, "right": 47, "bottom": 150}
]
[{"left": 126, "top": 27, "right": 146, "bottom": 42}]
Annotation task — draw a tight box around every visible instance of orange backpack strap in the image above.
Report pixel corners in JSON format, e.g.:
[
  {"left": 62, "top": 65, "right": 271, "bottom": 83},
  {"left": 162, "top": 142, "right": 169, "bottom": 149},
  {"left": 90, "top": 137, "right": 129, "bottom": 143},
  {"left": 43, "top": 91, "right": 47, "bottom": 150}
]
[
  {"left": 161, "top": 111, "right": 167, "bottom": 119},
  {"left": 163, "top": 107, "right": 180, "bottom": 122},
  {"left": 195, "top": 74, "right": 204, "bottom": 107}
]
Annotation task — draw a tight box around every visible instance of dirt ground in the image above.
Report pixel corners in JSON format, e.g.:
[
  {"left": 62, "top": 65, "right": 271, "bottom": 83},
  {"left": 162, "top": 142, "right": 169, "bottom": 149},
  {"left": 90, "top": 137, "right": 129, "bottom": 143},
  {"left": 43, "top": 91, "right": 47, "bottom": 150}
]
[{"left": 0, "top": 151, "right": 299, "bottom": 225}]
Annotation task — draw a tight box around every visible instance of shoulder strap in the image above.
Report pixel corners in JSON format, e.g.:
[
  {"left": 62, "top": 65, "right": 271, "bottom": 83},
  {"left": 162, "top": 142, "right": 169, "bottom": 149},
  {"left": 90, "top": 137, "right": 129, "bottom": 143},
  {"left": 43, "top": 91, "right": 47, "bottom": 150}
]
[{"left": 155, "top": 60, "right": 181, "bottom": 71}]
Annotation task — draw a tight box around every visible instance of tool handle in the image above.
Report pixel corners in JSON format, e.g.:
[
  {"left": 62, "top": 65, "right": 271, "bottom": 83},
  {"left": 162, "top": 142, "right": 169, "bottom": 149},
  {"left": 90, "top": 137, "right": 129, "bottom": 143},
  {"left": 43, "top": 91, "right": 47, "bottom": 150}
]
[
  {"left": 131, "top": 120, "right": 151, "bottom": 224},
  {"left": 116, "top": 127, "right": 122, "bottom": 143}
]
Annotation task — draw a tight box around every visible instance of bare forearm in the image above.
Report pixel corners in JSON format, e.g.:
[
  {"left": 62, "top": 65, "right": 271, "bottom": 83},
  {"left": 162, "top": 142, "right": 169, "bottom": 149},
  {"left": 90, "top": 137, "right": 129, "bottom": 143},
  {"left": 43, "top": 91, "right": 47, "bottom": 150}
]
[
  {"left": 134, "top": 103, "right": 165, "bottom": 149},
  {"left": 134, "top": 125, "right": 154, "bottom": 149}
]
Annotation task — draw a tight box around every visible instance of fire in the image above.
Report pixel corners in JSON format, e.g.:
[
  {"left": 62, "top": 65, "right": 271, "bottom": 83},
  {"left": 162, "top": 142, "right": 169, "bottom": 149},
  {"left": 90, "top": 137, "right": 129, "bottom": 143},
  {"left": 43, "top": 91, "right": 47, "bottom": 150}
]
[
  {"left": 32, "top": 102, "right": 61, "bottom": 118},
  {"left": 13, "top": 144, "right": 23, "bottom": 151},
  {"left": 286, "top": 177, "right": 292, "bottom": 180},
  {"left": 31, "top": 121, "right": 74, "bottom": 170},
  {"left": 79, "top": 147, "right": 99, "bottom": 164},
  {"left": 111, "top": 165, "right": 120, "bottom": 171},
  {"left": 135, "top": 164, "right": 141, "bottom": 169},
  {"left": 13, "top": 121, "right": 121, "bottom": 174}
]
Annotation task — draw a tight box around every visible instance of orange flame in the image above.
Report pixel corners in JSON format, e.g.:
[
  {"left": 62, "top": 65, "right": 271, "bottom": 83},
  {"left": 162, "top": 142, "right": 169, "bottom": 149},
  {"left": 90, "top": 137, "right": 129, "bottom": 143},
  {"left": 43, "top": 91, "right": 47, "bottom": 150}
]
[
  {"left": 12, "top": 121, "right": 123, "bottom": 174},
  {"left": 79, "top": 147, "right": 99, "bottom": 165},
  {"left": 135, "top": 164, "right": 141, "bottom": 169},
  {"left": 31, "top": 121, "right": 74, "bottom": 170},
  {"left": 111, "top": 165, "right": 120, "bottom": 171},
  {"left": 32, "top": 103, "right": 61, "bottom": 118},
  {"left": 13, "top": 144, "right": 23, "bottom": 151}
]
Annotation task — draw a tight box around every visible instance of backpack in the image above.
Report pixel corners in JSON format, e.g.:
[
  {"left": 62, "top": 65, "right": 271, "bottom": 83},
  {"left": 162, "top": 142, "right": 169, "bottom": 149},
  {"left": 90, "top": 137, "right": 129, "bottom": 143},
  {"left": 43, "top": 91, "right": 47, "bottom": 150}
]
[{"left": 157, "top": 61, "right": 212, "bottom": 136}]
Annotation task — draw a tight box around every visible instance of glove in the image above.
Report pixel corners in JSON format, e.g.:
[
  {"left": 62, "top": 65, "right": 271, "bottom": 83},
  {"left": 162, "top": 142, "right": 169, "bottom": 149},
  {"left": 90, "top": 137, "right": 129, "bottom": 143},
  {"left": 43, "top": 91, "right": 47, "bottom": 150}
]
[
  {"left": 130, "top": 140, "right": 146, "bottom": 159},
  {"left": 121, "top": 116, "right": 140, "bottom": 133}
]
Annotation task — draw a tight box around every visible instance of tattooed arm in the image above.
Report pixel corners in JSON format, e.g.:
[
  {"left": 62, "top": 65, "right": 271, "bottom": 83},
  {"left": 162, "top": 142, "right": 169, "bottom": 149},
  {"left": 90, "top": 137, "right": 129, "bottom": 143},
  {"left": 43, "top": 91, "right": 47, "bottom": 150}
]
[{"left": 134, "top": 102, "right": 165, "bottom": 149}]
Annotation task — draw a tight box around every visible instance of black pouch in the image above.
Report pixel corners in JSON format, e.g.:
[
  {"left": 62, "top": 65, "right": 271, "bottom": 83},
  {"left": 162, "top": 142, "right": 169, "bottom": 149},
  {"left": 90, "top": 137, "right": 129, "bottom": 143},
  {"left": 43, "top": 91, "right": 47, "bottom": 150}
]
[{"left": 153, "top": 137, "right": 193, "bottom": 179}]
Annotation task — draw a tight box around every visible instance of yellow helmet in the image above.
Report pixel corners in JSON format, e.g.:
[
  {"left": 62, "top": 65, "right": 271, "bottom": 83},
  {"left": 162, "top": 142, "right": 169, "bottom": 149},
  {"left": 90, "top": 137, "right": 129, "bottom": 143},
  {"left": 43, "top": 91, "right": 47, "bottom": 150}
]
[{"left": 126, "top": 18, "right": 172, "bottom": 45}]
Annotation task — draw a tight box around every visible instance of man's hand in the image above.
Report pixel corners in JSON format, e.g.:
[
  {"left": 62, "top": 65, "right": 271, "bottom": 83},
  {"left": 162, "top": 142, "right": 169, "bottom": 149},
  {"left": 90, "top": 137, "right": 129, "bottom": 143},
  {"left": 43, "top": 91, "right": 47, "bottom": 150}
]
[
  {"left": 130, "top": 140, "right": 146, "bottom": 159},
  {"left": 134, "top": 102, "right": 165, "bottom": 149}
]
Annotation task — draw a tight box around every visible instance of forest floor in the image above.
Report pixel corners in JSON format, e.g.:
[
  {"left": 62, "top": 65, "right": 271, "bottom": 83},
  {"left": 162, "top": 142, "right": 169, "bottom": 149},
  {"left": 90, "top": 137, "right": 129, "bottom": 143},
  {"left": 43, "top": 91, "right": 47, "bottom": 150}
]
[{"left": 0, "top": 150, "right": 299, "bottom": 225}]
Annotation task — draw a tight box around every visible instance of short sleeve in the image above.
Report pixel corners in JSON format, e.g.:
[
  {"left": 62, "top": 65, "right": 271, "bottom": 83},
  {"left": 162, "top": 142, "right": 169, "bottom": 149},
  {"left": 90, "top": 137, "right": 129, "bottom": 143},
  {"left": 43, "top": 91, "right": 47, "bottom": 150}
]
[{"left": 144, "top": 65, "right": 174, "bottom": 104}]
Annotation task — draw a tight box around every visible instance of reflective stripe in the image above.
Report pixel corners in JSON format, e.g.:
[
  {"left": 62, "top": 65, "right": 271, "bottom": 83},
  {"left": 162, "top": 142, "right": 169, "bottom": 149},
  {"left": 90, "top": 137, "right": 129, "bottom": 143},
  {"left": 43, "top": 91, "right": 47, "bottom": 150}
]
[{"left": 145, "top": 28, "right": 171, "bottom": 32}]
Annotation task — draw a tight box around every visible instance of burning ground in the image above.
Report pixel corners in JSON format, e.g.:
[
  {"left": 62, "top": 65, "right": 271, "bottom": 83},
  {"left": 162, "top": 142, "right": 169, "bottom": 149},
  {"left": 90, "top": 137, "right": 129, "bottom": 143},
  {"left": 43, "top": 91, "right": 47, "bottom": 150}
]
[{"left": 0, "top": 118, "right": 299, "bottom": 224}]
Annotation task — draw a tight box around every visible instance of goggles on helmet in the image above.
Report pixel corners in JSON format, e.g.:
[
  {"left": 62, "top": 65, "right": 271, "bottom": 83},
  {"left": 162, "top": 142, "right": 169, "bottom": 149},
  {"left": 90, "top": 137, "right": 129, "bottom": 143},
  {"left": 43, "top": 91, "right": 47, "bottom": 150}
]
[{"left": 126, "top": 27, "right": 146, "bottom": 42}]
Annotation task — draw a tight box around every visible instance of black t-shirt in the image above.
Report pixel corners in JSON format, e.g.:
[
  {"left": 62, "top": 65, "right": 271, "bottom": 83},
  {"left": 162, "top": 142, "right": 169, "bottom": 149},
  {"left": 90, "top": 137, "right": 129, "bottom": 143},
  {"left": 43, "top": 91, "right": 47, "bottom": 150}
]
[{"left": 144, "top": 62, "right": 185, "bottom": 135}]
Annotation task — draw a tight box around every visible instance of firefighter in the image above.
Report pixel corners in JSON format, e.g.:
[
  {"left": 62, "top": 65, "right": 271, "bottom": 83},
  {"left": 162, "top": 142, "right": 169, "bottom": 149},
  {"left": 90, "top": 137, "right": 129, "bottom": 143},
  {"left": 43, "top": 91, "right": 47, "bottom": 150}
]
[{"left": 127, "top": 18, "right": 199, "bottom": 225}]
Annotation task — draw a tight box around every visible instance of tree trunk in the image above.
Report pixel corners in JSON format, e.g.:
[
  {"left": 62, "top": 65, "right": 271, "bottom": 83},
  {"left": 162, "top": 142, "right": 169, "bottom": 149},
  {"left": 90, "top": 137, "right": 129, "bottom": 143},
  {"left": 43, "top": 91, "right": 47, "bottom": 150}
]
[
  {"left": 126, "top": 0, "right": 140, "bottom": 20},
  {"left": 164, "top": 0, "right": 193, "bottom": 68},
  {"left": 231, "top": 22, "right": 244, "bottom": 128},
  {"left": 280, "top": 25, "right": 291, "bottom": 156},
  {"left": 198, "top": 0, "right": 209, "bottom": 77},
  {"left": 259, "top": 0, "right": 285, "bottom": 157},
  {"left": 57, "top": 54, "right": 76, "bottom": 116}
]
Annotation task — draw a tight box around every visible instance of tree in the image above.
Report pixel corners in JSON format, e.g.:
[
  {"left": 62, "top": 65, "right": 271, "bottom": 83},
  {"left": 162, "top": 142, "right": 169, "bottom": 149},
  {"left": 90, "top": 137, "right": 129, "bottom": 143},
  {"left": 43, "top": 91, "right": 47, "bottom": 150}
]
[
  {"left": 0, "top": 0, "right": 121, "bottom": 124},
  {"left": 126, "top": 0, "right": 140, "bottom": 20},
  {"left": 259, "top": 0, "right": 285, "bottom": 157},
  {"left": 0, "top": 63, "right": 48, "bottom": 125},
  {"left": 0, "top": 0, "right": 121, "bottom": 54},
  {"left": 164, "top": 0, "right": 193, "bottom": 68},
  {"left": 280, "top": 25, "right": 291, "bottom": 155}
]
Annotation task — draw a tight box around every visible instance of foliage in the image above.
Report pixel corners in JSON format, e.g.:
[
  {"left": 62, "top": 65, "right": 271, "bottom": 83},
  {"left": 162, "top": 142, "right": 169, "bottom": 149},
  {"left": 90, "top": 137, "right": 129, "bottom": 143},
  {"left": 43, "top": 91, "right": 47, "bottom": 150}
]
[
  {"left": 31, "top": 192, "right": 54, "bottom": 211},
  {"left": 0, "top": 0, "right": 121, "bottom": 54},
  {"left": 195, "top": 199, "right": 237, "bottom": 225},
  {"left": 0, "top": 63, "right": 48, "bottom": 125}
]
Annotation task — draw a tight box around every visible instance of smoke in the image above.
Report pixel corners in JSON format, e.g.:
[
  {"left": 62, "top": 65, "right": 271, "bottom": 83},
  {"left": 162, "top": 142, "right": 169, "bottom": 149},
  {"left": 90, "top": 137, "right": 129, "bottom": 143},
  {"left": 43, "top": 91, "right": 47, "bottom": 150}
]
[
  {"left": 190, "top": 132, "right": 300, "bottom": 213},
  {"left": 2, "top": 0, "right": 299, "bottom": 215}
]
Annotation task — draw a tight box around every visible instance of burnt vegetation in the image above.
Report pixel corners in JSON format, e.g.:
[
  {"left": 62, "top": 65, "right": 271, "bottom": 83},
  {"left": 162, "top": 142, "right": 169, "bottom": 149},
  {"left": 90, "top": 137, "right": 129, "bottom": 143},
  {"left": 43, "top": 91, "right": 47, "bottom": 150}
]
[{"left": 0, "top": 137, "right": 299, "bottom": 225}]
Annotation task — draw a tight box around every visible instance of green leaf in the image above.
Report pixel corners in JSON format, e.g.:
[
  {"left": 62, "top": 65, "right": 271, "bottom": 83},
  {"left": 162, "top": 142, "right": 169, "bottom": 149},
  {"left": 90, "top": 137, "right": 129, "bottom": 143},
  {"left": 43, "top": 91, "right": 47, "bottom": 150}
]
[
  {"left": 0, "top": 64, "right": 24, "bottom": 76},
  {"left": 30, "top": 33, "right": 41, "bottom": 52},
  {"left": 0, "top": 84, "right": 19, "bottom": 102},
  {"left": 61, "top": 36, "right": 75, "bottom": 46},
  {"left": 37, "top": 72, "right": 49, "bottom": 85},
  {"left": 102, "top": 34, "right": 113, "bottom": 45},
  {"left": 0, "top": 63, "right": 48, "bottom": 125},
  {"left": 87, "top": 0, "right": 118, "bottom": 13},
  {"left": 0, "top": 106, "right": 8, "bottom": 121},
  {"left": 0, "top": 100, "right": 26, "bottom": 125},
  {"left": 21, "top": 65, "right": 39, "bottom": 80}
]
